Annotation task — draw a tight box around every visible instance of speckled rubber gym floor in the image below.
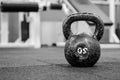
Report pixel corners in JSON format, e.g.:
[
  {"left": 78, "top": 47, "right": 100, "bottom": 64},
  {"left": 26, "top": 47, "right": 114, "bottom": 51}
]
[{"left": 0, "top": 47, "right": 119, "bottom": 80}]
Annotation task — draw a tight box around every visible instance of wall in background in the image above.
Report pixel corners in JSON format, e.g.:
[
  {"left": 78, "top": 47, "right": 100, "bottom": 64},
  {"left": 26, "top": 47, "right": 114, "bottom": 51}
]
[
  {"left": 96, "top": 4, "right": 120, "bottom": 27},
  {"left": 8, "top": 13, "right": 19, "bottom": 42}
]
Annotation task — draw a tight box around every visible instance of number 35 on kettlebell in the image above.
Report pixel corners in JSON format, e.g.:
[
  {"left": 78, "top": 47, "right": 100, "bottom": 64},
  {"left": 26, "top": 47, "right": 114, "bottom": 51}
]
[{"left": 63, "top": 13, "right": 104, "bottom": 67}]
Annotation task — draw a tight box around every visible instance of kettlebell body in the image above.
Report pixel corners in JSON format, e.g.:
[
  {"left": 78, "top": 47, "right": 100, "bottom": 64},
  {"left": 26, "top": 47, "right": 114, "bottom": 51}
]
[
  {"left": 64, "top": 33, "right": 100, "bottom": 67},
  {"left": 63, "top": 13, "right": 104, "bottom": 67}
]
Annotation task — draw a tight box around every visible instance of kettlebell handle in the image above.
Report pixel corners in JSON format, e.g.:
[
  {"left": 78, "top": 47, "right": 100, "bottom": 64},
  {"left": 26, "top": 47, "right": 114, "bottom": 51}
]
[{"left": 63, "top": 13, "right": 104, "bottom": 41}]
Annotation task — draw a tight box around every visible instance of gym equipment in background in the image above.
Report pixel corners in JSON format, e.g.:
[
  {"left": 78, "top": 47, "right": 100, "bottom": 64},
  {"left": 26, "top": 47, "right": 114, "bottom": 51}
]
[
  {"left": 0, "top": 1, "right": 62, "bottom": 48},
  {"left": 21, "top": 13, "right": 30, "bottom": 42},
  {"left": 1, "top": 2, "right": 62, "bottom": 12}
]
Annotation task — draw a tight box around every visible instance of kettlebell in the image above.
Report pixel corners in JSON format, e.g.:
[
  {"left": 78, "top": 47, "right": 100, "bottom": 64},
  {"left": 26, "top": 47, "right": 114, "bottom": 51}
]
[{"left": 63, "top": 13, "right": 104, "bottom": 67}]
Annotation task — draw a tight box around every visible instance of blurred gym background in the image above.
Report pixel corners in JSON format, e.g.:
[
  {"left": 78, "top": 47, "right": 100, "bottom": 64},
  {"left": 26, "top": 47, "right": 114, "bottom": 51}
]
[{"left": 0, "top": 0, "right": 120, "bottom": 48}]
